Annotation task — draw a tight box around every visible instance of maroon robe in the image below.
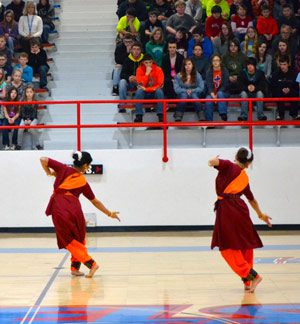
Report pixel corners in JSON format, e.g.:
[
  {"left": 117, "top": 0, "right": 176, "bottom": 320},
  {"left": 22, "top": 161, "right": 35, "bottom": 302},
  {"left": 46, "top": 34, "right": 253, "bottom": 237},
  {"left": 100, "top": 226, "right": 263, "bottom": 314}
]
[
  {"left": 211, "top": 159, "right": 263, "bottom": 251},
  {"left": 45, "top": 159, "right": 95, "bottom": 249}
]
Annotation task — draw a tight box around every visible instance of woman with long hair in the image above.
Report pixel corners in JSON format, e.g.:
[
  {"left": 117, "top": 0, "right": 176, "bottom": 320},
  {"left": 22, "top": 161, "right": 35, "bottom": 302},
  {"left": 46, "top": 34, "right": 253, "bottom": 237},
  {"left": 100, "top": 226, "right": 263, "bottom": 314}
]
[
  {"left": 241, "top": 26, "right": 259, "bottom": 58},
  {"left": 272, "top": 39, "right": 292, "bottom": 73},
  {"left": 255, "top": 38, "right": 272, "bottom": 80},
  {"left": 173, "top": 58, "right": 205, "bottom": 121},
  {"left": 40, "top": 152, "right": 120, "bottom": 278},
  {"left": 145, "top": 27, "right": 165, "bottom": 67},
  {"left": 0, "top": 10, "right": 19, "bottom": 54},
  {"left": 209, "top": 147, "right": 272, "bottom": 292},
  {"left": 213, "top": 22, "right": 234, "bottom": 57}
]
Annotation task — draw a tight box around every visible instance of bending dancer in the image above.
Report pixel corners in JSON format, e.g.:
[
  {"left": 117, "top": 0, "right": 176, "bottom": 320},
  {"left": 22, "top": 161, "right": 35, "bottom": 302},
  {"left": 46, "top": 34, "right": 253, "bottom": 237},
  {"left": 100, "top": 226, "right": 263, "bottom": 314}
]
[
  {"left": 208, "top": 147, "right": 272, "bottom": 293},
  {"left": 40, "top": 152, "right": 120, "bottom": 278}
]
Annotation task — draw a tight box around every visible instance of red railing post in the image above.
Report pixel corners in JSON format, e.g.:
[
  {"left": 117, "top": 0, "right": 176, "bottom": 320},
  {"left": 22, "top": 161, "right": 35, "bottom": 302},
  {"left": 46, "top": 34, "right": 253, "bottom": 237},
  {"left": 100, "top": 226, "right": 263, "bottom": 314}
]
[
  {"left": 249, "top": 98, "right": 253, "bottom": 151},
  {"left": 76, "top": 102, "right": 81, "bottom": 151},
  {"left": 162, "top": 100, "right": 168, "bottom": 163}
]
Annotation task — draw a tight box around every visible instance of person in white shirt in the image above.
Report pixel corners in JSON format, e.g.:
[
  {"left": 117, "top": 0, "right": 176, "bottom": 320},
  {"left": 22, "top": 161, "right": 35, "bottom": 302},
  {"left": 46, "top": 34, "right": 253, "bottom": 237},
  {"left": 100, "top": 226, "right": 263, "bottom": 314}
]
[{"left": 18, "top": 1, "right": 43, "bottom": 53}]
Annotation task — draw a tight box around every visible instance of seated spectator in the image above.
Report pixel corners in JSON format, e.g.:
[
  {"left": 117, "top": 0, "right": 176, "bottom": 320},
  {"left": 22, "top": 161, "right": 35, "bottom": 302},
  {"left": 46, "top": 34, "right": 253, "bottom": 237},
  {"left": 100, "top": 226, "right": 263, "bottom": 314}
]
[
  {"left": 117, "top": 0, "right": 148, "bottom": 22},
  {"left": 174, "top": 27, "right": 188, "bottom": 57},
  {"left": 213, "top": 22, "right": 234, "bottom": 57},
  {"left": 2, "top": 86, "right": 20, "bottom": 150},
  {"left": 191, "top": 44, "right": 210, "bottom": 81},
  {"left": 0, "top": 35, "right": 12, "bottom": 65},
  {"left": 15, "top": 52, "right": 33, "bottom": 84},
  {"left": 273, "top": 0, "right": 291, "bottom": 20},
  {"left": 0, "top": 53, "right": 13, "bottom": 82},
  {"left": 205, "top": 54, "right": 229, "bottom": 121},
  {"left": 37, "top": 0, "right": 55, "bottom": 44},
  {"left": 28, "top": 38, "right": 50, "bottom": 90},
  {"left": 134, "top": 54, "right": 164, "bottom": 123},
  {"left": 256, "top": 5, "right": 278, "bottom": 44},
  {"left": 185, "top": 0, "right": 202, "bottom": 24},
  {"left": 116, "top": 8, "right": 140, "bottom": 43},
  {"left": 270, "top": 55, "right": 299, "bottom": 120},
  {"left": 112, "top": 34, "right": 134, "bottom": 96},
  {"left": 238, "top": 57, "right": 268, "bottom": 121},
  {"left": 206, "top": 0, "right": 230, "bottom": 19},
  {"left": 0, "top": 2, "right": 5, "bottom": 22},
  {"left": 173, "top": 58, "right": 205, "bottom": 121},
  {"left": 255, "top": 38, "right": 272, "bottom": 80},
  {"left": 6, "top": 68, "right": 24, "bottom": 97},
  {"left": 240, "top": 26, "right": 259, "bottom": 57},
  {"left": 272, "top": 24, "right": 298, "bottom": 60},
  {"left": 223, "top": 38, "right": 247, "bottom": 94},
  {"left": 143, "top": 11, "right": 163, "bottom": 45},
  {"left": 0, "top": 10, "right": 19, "bottom": 55},
  {"left": 0, "top": 67, "right": 6, "bottom": 100},
  {"left": 271, "top": 39, "right": 292, "bottom": 73},
  {"left": 166, "top": 0, "right": 196, "bottom": 36},
  {"left": 18, "top": 1, "right": 43, "bottom": 53},
  {"left": 231, "top": 4, "right": 253, "bottom": 41},
  {"left": 230, "top": 0, "right": 254, "bottom": 18},
  {"left": 119, "top": 42, "right": 144, "bottom": 107},
  {"left": 162, "top": 39, "right": 184, "bottom": 98},
  {"left": 6, "top": 0, "right": 25, "bottom": 22},
  {"left": 296, "top": 72, "right": 300, "bottom": 96},
  {"left": 17, "top": 84, "right": 43, "bottom": 149},
  {"left": 277, "top": 4, "right": 299, "bottom": 36},
  {"left": 187, "top": 26, "right": 213, "bottom": 60},
  {"left": 150, "top": 0, "right": 174, "bottom": 25},
  {"left": 251, "top": 0, "right": 274, "bottom": 17},
  {"left": 205, "top": 5, "right": 224, "bottom": 42},
  {"left": 145, "top": 27, "right": 165, "bottom": 67}
]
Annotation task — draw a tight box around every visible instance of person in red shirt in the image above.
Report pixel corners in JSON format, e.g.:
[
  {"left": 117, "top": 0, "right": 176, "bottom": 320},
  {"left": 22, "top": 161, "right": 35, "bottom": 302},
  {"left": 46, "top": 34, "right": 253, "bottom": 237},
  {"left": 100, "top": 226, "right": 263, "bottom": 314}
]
[
  {"left": 230, "top": 4, "right": 253, "bottom": 41},
  {"left": 40, "top": 152, "right": 120, "bottom": 278},
  {"left": 205, "top": 5, "right": 225, "bottom": 41},
  {"left": 256, "top": 5, "right": 278, "bottom": 43},
  {"left": 134, "top": 53, "right": 165, "bottom": 122},
  {"left": 209, "top": 147, "right": 272, "bottom": 293}
]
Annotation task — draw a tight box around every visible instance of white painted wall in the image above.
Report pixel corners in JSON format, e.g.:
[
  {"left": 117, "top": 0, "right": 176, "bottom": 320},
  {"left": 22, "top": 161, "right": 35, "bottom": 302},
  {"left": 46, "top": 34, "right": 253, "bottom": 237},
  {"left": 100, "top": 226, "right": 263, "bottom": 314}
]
[{"left": 1, "top": 147, "right": 299, "bottom": 228}]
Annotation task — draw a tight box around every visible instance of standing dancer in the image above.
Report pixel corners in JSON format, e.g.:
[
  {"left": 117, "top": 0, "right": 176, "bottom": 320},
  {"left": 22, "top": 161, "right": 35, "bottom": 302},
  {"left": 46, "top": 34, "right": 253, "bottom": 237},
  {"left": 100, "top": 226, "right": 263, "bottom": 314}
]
[
  {"left": 40, "top": 152, "right": 120, "bottom": 278},
  {"left": 209, "top": 147, "right": 272, "bottom": 292}
]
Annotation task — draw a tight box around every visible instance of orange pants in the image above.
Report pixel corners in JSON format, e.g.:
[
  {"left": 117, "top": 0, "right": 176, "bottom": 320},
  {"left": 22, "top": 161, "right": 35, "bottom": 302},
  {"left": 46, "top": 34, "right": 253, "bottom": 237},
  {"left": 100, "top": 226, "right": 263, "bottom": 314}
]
[
  {"left": 66, "top": 239, "right": 92, "bottom": 266},
  {"left": 221, "top": 249, "right": 253, "bottom": 278}
]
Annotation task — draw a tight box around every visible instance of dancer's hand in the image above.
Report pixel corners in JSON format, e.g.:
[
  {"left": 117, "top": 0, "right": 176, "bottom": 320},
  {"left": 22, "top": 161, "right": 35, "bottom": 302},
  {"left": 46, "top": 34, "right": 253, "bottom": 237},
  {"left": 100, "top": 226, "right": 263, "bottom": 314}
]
[
  {"left": 109, "top": 211, "right": 120, "bottom": 222},
  {"left": 259, "top": 213, "right": 272, "bottom": 227}
]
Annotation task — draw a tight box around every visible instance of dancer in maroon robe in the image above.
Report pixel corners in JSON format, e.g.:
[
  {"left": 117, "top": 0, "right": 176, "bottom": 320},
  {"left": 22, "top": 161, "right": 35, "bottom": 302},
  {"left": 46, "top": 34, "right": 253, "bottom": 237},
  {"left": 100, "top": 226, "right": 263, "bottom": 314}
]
[
  {"left": 40, "top": 151, "right": 120, "bottom": 278},
  {"left": 209, "top": 147, "right": 272, "bottom": 292}
]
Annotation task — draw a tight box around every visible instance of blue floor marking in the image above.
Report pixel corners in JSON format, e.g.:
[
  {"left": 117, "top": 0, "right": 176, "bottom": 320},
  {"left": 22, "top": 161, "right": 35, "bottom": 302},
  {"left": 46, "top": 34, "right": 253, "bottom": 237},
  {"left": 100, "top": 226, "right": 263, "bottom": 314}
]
[{"left": 0, "top": 244, "right": 300, "bottom": 254}]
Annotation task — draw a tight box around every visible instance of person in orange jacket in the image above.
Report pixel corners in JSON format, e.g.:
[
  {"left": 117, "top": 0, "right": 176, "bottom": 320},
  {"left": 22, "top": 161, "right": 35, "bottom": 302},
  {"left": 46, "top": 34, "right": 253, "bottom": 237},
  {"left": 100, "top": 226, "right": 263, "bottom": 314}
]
[{"left": 134, "top": 53, "right": 165, "bottom": 122}]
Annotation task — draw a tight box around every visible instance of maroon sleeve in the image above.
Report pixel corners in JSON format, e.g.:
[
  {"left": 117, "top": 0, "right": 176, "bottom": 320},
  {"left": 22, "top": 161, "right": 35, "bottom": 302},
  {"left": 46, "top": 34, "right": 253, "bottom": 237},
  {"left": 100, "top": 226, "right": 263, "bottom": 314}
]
[
  {"left": 82, "top": 182, "right": 96, "bottom": 201},
  {"left": 243, "top": 184, "right": 255, "bottom": 201},
  {"left": 48, "top": 158, "right": 67, "bottom": 174},
  {"left": 214, "top": 159, "right": 232, "bottom": 171}
]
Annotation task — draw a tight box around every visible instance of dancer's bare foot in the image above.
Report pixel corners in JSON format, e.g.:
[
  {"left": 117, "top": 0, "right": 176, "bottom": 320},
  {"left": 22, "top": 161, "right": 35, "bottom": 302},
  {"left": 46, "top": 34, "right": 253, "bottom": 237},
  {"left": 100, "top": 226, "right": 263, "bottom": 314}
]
[
  {"left": 250, "top": 275, "right": 262, "bottom": 293},
  {"left": 85, "top": 263, "right": 99, "bottom": 278},
  {"left": 71, "top": 270, "right": 84, "bottom": 276}
]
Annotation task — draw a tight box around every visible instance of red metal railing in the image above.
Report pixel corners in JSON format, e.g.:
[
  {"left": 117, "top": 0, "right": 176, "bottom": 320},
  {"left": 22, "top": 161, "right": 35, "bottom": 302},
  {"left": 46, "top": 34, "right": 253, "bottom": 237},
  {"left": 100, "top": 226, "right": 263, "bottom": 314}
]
[{"left": 1, "top": 97, "right": 300, "bottom": 162}]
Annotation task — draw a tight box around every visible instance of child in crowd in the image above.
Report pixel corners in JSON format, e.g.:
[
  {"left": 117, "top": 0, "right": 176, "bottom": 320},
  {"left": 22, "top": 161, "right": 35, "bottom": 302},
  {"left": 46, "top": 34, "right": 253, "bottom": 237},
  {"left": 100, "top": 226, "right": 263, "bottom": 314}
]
[
  {"left": 0, "top": 53, "right": 12, "bottom": 82},
  {"left": 191, "top": 44, "right": 209, "bottom": 81},
  {"left": 0, "top": 67, "right": 6, "bottom": 99},
  {"left": 240, "top": 26, "right": 258, "bottom": 57},
  {"left": 145, "top": 27, "right": 165, "bottom": 67},
  {"left": 143, "top": 10, "right": 164, "bottom": 44},
  {"left": 187, "top": 26, "right": 213, "bottom": 60},
  {"left": 116, "top": 8, "right": 140, "bottom": 43},
  {"left": 28, "top": 39, "right": 50, "bottom": 90},
  {"left": 17, "top": 84, "right": 43, "bottom": 150},
  {"left": 205, "top": 6, "right": 224, "bottom": 42},
  {"left": 0, "top": 10, "right": 19, "bottom": 55},
  {"left": 2, "top": 86, "right": 20, "bottom": 150},
  {"left": 7, "top": 68, "right": 25, "bottom": 97},
  {"left": 231, "top": 4, "right": 253, "bottom": 41},
  {"left": 0, "top": 35, "right": 12, "bottom": 64},
  {"left": 15, "top": 52, "right": 33, "bottom": 83},
  {"left": 174, "top": 27, "right": 188, "bottom": 57},
  {"left": 256, "top": 5, "right": 278, "bottom": 43}
]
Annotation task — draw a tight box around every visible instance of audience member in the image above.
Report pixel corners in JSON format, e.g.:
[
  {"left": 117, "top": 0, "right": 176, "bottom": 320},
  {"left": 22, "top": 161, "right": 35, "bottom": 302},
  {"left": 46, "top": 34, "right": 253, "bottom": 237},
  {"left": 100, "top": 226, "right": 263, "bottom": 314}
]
[
  {"left": 255, "top": 38, "right": 272, "bottom": 80},
  {"left": 162, "top": 39, "right": 184, "bottom": 98},
  {"left": 231, "top": 4, "right": 253, "bottom": 41},
  {"left": 6, "top": 0, "right": 25, "bottom": 22},
  {"left": 270, "top": 55, "right": 299, "bottom": 119},
  {"left": 0, "top": 67, "right": 6, "bottom": 99},
  {"left": 173, "top": 58, "right": 205, "bottom": 121},
  {"left": 0, "top": 53, "right": 13, "bottom": 82},
  {"left": 205, "top": 54, "right": 229, "bottom": 121},
  {"left": 0, "top": 35, "right": 12, "bottom": 64},
  {"left": 251, "top": 0, "right": 273, "bottom": 17},
  {"left": 134, "top": 53, "right": 164, "bottom": 122},
  {"left": 116, "top": 8, "right": 140, "bottom": 43},
  {"left": 143, "top": 10, "right": 164, "bottom": 45},
  {"left": 185, "top": 0, "right": 203, "bottom": 24},
  {"left": 2, "top": 86, "right": 20, "bottom": 150},
  {"left": 256, "top": 5, "right": 278, "bottom": 43},
  {"left": 0, "top": 10, "right": 19, "bottom": 55},
  {"left": 18, "top": 1, "right": 43, "bottom": 53},
  {"left": 191, "top": 44, "right": 210, "bottom": 80},
  {"left": 37, "top": 0, "right": 55, "bottom": 44},
  {"left": 150, "top": 0, "right": 174, "bottom": 24},
  {"left": 187, "top": 26, "right": 213, "bottom": 59},
  {"left": 206, "top": 0, "right": 230, "bottom": 19},
  {"left": 240, "top": 26, "right": 258, "bottom": 57},
  {"left": 238, "top": 57, "right": 268, "bottom": 121},
  {"left": 174, "top": 27, "right": 188, "bottom": 56},
  {"left": 145, "top": 27, "right": 165, "bottom": 66},
  {"left": 213, "top": 21, "right": 234, "bottom": 56},
  {"left": 272, "top": 24, "right": 298, "bottom": 59},
  {"left": 271, "top": 39, "right": 292, "bottom": 73},
  {"left": 6, "top": 68, "right": 24, "bottom": 97},
  {"left": 205, "top": 5, "right": 224, "bottom": 41},
  {"left": 15, "top": 52, "right": 33, "bottom": 83},
  {"left": 117, "top": 0, "right": 148, "bottom": 22}
]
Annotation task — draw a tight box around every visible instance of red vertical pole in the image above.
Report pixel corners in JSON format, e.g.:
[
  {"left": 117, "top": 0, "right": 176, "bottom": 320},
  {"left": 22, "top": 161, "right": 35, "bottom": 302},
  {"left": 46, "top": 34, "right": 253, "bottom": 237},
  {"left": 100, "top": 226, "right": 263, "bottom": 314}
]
[
  {"left": 76, "top": 102, "right": 81, "bottom": 151},
  {"left": 162, "top": 100, "right": 169, "bottom": 163},
  {"left": 248, "top": 98, "right": 253, "bottom": 151}
]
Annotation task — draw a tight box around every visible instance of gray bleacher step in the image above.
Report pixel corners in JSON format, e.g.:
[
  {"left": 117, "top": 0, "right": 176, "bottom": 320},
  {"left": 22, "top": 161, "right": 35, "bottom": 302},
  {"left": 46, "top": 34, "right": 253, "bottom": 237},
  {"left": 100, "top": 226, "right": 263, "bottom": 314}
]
[
  {"left": 56, "top": 44, "right": 115, "bottom": 51},
  {"left": 61, "top": 17, "right": 117, "bottom": 24},
  {"left": 58, "top": 25, "right": 116, "bottom": 32},
  {"left": 52, "top": 71, "right": 111, "bottom": 80},
  {"left": 55, "top": 38, "right": 115, "bottom": 45},
  {"left": 53, "top": 51, "right": 113, "bottom": 59}
]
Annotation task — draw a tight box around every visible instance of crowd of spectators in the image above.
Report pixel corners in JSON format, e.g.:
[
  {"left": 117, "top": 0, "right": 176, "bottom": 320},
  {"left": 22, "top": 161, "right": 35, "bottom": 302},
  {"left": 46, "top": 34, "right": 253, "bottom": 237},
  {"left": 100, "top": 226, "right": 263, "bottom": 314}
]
[
  {"left": 114, "top": 0, "right": 300, "bottom": 123},
  {"left": 0, "top": 0, "right": 55, "bottom": 150}
]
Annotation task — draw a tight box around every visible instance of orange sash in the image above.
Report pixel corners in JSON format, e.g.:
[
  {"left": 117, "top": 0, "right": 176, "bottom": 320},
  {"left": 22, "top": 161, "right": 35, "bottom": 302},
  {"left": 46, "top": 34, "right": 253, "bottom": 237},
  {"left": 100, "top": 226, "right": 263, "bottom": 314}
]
[
  {"left": 58, "top": 172, "right": 87, "bottom": 190},
  {"left": 218, "top": 169, "right": 249, "bottom": 200}
]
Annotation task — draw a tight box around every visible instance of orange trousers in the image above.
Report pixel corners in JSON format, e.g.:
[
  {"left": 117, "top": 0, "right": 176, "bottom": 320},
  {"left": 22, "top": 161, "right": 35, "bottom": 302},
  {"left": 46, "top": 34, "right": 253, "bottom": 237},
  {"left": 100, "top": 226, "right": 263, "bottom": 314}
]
[
  {"left": 220, "top": 249, "right": 253, "bottom": 278},
  {"left": 66, "top": 239, "right": 92, "bottom": 266}
]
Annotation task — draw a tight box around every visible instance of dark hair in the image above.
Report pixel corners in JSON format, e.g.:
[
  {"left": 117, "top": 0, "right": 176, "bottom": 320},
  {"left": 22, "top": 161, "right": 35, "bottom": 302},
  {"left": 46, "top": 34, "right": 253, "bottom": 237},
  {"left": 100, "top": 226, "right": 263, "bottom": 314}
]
[
  {"left": 228, "top": 37, "right": 240, "bottom": 52},
  {"left": 246, "top": 57, "right": 257, "bottom": 67},
  {"left": 261, "top": 5, "right": 270, "bottom": 11},
  {"left": 72, "top": 151, "right": 93, "bottom": 167},
  {"left": 126, "top": 8, "right": 137, "bottom": 17},
  {"left": 131, "top": 41, "right": 142, "bottom": 49},
  {"left": 148, "top": 10, "right": 158, "bottom": 17},
  {"left": 278, "top": 54, "right": 290, "bottom": 64},
  {"left": 211, "top": 5, "right": 222, "bottom": 14},
  {"left": 6, "top": 86, "right": 19, "bottom": 101},
  {"left": 236, "top": 147, "right": 253, "bottom": 164},
  {"left": 192, "top": 26, "right": 204, "bottom": 36},
  {"left": 141, "top": 53, "right": 153, "bottom": 62}
]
